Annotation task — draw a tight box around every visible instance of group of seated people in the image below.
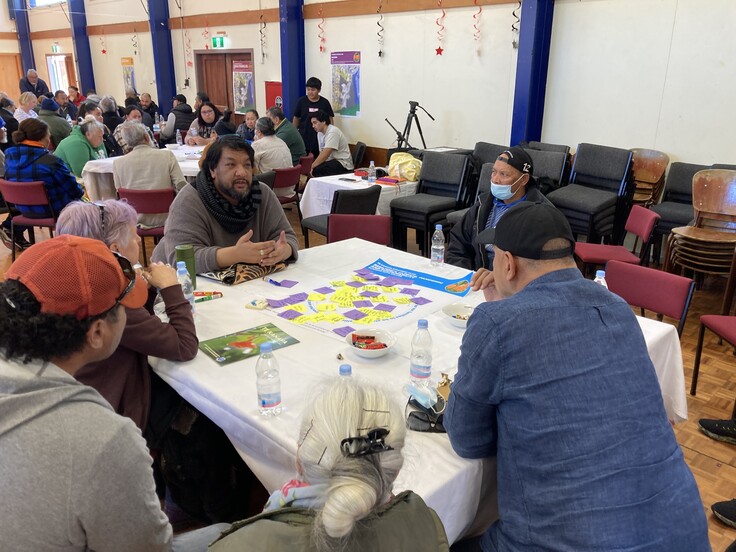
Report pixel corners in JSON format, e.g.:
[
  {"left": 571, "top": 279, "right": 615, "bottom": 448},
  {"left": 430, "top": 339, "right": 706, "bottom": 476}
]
[{"left": 0, "top": 122, "right": 717, "bottom": 550}]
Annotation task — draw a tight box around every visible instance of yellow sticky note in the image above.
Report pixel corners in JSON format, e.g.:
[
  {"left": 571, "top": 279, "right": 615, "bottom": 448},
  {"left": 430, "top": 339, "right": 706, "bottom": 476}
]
[
  {"left": 325, "top": 313, "right": 346, "bottom": 323},
  {"left": 363, "top": 285, "right": 381, "bottom": 292},
  {"left": 291, "top": 315, "right": 308, "bottom": 324},
  {"left": 393, "top": 296, "right": 411, "bottom": 305},
  {"left": 352, "top": 276, "right": 367, "bottom": 282},
  {"left": 289, "top": 304, "right": 307, "bottom": 313},
  {"left": 316, "top": 303, "right": 336, "bottom": 312},
  {"left": 372, "top": 295, "right": 389, "bottom": 303},
  {"left": 381, "top": 286, "right": 399, "bottom": 293},
  {"left": 330, "top": 280, "right": 346, "bottom": 287},
  {"left": 308, "top": 292, "right": 326, "bottom": 301},
  {"left": 305, "top": 313, "right": 327, "bottom": 323}
]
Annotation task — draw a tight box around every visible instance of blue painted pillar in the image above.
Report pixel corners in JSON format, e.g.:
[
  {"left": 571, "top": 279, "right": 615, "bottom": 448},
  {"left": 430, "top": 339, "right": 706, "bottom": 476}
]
[
  {"left": 12, "top": 0, "right": 35, "bottom": 72},
  {"left": 510, "top": 0, "right": 554, "bottom": 145},
  {"left": 279, "top": 0, "right": 305, "bottom": 119},
  {"left": 148, "top": 0, "right": 176, "bottom": 117},
  {"left": 68, "top": 0, "right": 95, "bottom": 93}
]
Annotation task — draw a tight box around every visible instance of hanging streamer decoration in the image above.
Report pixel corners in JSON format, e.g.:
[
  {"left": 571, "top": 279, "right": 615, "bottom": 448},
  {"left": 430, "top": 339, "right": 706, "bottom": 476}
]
[
  {"left": 202, "top": 26, "right": 211, "bottom": 49},
  {"left": 377, "top": 1, "right": 384, "bottom": 58},
  {"left": 435, "top": 0, "right": 445, "bottom": 56},
  {"left": 99, "top": 34, "right": 107, "bottom": 55},
  {"left": 131, "top": 32, "right": 139, "bottom": 56},
  {"left": 184, "top": 30, "right": 193, "bottom": 67},
  {"left": 259, "top": 14, "right": 267, "bottom": 62},
  {"left": 472, "top": 0, "right": 482, "bottom": 55},
  {"left": 317, "top": 7, "right": 326, "bottom": 52},
  {"left": 511, "top": 1, "right": 521, "bottom": 48}
]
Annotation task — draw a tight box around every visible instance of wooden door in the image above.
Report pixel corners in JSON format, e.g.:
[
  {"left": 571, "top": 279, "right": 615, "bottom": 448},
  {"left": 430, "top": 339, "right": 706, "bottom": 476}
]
[
  {"left": 195, "top": 50, "right": 255, "bottom": 127},
  {"left": 64, "top": 55, "right": 78, "bottom": 88},
  {"left": 0, "top": 54, "right": 22, "bottom": 102}
]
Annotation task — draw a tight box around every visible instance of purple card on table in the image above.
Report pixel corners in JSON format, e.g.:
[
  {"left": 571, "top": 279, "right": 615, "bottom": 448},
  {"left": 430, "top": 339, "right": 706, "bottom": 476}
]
[
  {"left": 400, "top": 287, "right": 420, "bottom": 296},
  {"left": 374, "top": 303, "right": 396, "bottom": 312},
  {"left": 279, "top": 309, "right": 303, "bottom": 320},
  {"left": 355, "top": 269, "right": 372, "bottom": 277},
  {"left": 267, "top": 298, "right": 286, "bottom": 308},
  {"left": 288, "top": 292, "right": 309, "bottom": 303},
  {"left": 346, "top": 281, "right": 364, "bottom": 288},
  {"left": 411, "top": 296, "right": 432, "bottom": 305},
  {"left": 333, "top": 326, "right": 355, "bottom": 337},
  {"left": 363, "top": 273, "right": 380, "bottom": 281},
  {"left": 353, "top": 300, "right": 372, "bottom": 308},
  {"left": 278, "top": 279, "right": 298, "bottom": 288},
  {"left": 314, "top": 286, "right": 335, "bottom": 294},
  {"left": 361, "top": 291, "right": 380, "bottom": 298},
  {"left": 343, "top": 309, "right": 367, "bottom": 321}
]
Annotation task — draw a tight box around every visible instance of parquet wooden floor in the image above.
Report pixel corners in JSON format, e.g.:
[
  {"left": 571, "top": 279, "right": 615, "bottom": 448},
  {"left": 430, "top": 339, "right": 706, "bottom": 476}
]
[{"left": 2, "top": 211, "right": 736, "bottom": 550}]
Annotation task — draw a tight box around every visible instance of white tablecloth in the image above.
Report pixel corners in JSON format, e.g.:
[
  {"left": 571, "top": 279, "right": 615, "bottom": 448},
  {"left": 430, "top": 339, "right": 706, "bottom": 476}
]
[
  {"left": 81, "top": 145, "right": 203, "bottom": 201},
  {"left": 300, "top": 174, "right": 418, "bottom": 219},
  {"left": 151, "top": 240, "right": 687, "bottom": 543}
]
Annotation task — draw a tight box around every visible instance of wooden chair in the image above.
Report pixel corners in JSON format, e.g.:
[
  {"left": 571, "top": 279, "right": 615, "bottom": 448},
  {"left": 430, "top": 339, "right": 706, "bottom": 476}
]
[
  {"left": 630, "top": 148, "right": 670, "bottom": 207},
  {"left": 117, "top": 187, "right": 175, "bottom": 266},
  {"left": 0, "top": 179, "right": 56, "bottom": 262},
  {"left": 298, "top": 153, "right": 314, "bottom": 192},
  {"left": 605, "top": 260, "right": 695, "bottom": 337},
  {"left": 691, "top": 315, "right": 736, "bottom": 396},
  {"left": 272, "top": 165, "right": 304, "bottom": 222},
  {"left": 664, "top": 169, "right": 736, "bottom": 315},
  {"left": 327, "top": 214, "right": 391, "bottom": 246}
]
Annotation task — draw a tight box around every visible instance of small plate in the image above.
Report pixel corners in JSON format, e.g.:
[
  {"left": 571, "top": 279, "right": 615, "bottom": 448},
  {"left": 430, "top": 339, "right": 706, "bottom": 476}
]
[
  {"left": 164, "top": 144, "right": 179, "bottom": 150},
  {"left": 442, "top": 304, "right": 475, "bottom": 329},
  {"left": 345, "top": 328, "right": 397, "bottom": 359}
]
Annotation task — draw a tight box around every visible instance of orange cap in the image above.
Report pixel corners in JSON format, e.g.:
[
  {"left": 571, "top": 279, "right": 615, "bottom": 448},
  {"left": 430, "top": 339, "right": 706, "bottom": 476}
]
[{"left": 6, "top": 235, "right": 147, "bottom": 320}]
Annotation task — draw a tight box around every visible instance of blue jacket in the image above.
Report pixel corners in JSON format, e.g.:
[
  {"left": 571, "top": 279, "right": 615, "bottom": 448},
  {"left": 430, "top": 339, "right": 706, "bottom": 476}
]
[
  {"left": 4, "top": 144, "right": 84, "bottom": 216},
  {"left": 445, "top": 268, "right": 709, "bottom": 552}
]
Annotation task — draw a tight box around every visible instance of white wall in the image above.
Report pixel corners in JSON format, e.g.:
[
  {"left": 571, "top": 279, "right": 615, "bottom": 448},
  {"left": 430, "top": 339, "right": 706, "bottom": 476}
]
[
  {"left": 303, "top": 3, "right": 519, "bottom": 150},
  {"left": 543, "top": 0, "right": 736, "bottom": 165},
  {"left": 0, "top": 0, "right": 19, "bottom": 54}
]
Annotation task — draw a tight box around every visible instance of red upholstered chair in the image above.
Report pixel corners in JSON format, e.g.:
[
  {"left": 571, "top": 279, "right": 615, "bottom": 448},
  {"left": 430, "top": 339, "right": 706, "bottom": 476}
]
[
  {"left": 574, "top": 205, "right": 660, "bottom": 276},
  {"left": 0, "top": 179, "right": 57, "bottom": 262},
  {"left": 272, "top": 165, "right": 303, "bottom": 222},
  {"left": 117, "top": 187, "right": 175, "bottom": 266},
  {"left": 179, "top": 129, "right": 188, "bottom": 144},
  {"left": 605, "top": 259, "right": 695, "bottom": 337},
  {"left": 327, "top": 214, "right": 391, "bottom": 246},
  {"left": 298, "top": 153, "right": 314, "bottom": 193},
  {"left": 691, "top": 315, "right": 736, "bottom": 396}
]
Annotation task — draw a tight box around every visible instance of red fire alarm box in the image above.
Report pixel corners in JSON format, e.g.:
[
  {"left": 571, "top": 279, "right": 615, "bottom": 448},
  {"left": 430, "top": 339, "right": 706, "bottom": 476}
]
[{"left": 265, "top": 81, "right": 282, "bottom": 110}]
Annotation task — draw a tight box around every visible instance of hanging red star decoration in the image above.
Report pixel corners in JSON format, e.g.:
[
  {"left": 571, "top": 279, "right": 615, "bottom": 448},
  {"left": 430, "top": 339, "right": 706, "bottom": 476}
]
[
  {"left": 435, "top": 46, "right": 443, "bottom": 56},
  {"left": 101, "top": 49, "right": 107, "bottom": 54}
]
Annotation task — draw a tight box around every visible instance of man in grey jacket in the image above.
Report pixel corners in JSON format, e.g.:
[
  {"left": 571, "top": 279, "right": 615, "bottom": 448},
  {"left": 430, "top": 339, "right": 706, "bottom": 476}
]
[
  {"left": 152, "top": 134, "right": 299, "bottom": 273},
  {"left": 0, "top": 235, "right": 226, "bottom": 551}
]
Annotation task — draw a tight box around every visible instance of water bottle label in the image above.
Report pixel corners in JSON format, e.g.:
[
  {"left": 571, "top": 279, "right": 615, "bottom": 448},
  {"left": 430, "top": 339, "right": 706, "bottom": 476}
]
[
  {"left": 410, "top": 363, "right": 431, "bottom": 379},
  {"left": 259, "top": 392, "right": 282, "bottom": 409}
]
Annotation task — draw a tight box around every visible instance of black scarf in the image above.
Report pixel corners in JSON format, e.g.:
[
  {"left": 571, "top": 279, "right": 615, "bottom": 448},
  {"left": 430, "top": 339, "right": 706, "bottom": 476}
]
[{"left": 192, "top": 170, "right": 261, "bottom": 234}]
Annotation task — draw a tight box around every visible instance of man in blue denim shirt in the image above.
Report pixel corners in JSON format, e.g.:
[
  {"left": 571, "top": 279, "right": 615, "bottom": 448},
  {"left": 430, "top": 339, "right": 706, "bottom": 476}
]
[{"left": 445, "top": 203, "right": 709, "bottom": 551}]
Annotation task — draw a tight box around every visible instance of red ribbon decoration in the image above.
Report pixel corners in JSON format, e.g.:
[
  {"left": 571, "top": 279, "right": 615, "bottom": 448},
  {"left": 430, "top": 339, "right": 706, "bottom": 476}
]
[
  {"left": 435, "top": 0, "right": 445, "bottom": 55},
  {"left": 473, "top": 0, "right": 482, "bottom": 53},
  {"left": 318, "top": 7, "right": 326, "bottom": 52},
  {"left": 202, "top": 26, "right": 210, "bottom": 49},
  {"left": 185, "top": 30, "right": 193, "bottom": 67}
]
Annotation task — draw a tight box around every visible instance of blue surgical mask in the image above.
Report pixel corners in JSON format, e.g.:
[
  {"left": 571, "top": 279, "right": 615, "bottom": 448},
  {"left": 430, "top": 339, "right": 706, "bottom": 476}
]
[{"left": 491, "top": 175, "right": 523, "bottom": 201}]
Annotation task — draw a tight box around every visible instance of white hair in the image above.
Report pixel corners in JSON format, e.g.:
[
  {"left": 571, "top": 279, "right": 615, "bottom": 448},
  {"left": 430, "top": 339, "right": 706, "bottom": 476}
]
[
  {"left": 297, "top": 379, "right": 406, "bottom": 550},
  {"left": 99, "top": 95, "right": 117, "bottom": 114},
  {"left": 119, "top": 120, "right": 149, "bottom": 147}
]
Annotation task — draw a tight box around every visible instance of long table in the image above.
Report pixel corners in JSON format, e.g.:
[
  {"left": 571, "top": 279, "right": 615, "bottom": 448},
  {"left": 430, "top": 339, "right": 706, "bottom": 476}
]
[
  {"left": 81, "top": 145, "right": 204, "bottom": 201},
  {"left": 151, "top": 239, "right": 687, "bottom": 543},
  {"left": 300, "top": 174, "right": 418, "bottom": 219}
]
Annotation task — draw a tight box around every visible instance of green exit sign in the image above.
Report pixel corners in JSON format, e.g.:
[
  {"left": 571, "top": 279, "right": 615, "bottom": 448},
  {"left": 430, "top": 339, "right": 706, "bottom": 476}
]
[
  {"left": 51, "top": 44, "right": 60, "bottom": 53},
  {"left": 212, "top": 36, "right": 225, "bottom": 49}
]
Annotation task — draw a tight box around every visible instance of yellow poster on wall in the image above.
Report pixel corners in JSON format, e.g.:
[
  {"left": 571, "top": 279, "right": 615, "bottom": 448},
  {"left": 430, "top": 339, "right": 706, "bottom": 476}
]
[{"left": 121, "top": 57, "right": 136, "bottom": 93}]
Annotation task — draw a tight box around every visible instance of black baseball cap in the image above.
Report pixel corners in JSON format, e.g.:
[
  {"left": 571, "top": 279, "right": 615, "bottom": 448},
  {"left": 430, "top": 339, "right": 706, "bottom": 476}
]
[
  {"left": 476, "top": 202, "right": 574, "bottom": 260},
  {"left": 498, "top": 146, "right": 533, "bottom": 176},
  {"left": 173, "top": 94, "right": 187, "bottom": 103}
]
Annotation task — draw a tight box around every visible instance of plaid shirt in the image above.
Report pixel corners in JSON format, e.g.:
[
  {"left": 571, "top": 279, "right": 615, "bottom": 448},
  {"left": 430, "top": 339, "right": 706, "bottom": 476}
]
[{"left": 3, "top": 144, "right": 84, "bottom": 216}]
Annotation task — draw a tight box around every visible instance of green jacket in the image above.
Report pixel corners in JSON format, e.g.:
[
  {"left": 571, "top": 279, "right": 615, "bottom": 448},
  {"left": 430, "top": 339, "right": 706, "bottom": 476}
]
[
  {"left": 274, "top": 119, "right": 306, "bottom": 165},
  {"left": 54, "top": 125, "right": 107, "bottom": 177},
  {"left": 37, "top": 109, "right": 71, "bottom": 150},
  {"left": 208, "top": 491, "right": 450, "bottom": 551}
]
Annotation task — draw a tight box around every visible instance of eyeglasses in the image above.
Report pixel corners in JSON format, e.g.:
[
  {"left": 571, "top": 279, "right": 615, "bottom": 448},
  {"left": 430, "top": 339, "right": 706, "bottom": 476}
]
[
  {"left": 340, "top": 427, "right": 394, "bottom": 458},
  {"left": 111, "top": 251, "right": 136, "bottom": 306},
  {"left": 405, "top": 399, "right": 446, "bottom": 434}
]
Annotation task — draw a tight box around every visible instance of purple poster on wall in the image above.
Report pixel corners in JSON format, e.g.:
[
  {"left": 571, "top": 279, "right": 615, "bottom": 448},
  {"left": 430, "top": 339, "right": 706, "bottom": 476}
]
[{"left": 330, "top": 51, "right": 361, "bottom": 118}]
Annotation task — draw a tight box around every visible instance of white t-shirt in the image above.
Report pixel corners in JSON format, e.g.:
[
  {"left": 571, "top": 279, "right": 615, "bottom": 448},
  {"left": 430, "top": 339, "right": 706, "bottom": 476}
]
[{"left": 317, "top": 124, "right": 354, "bottom": 170}]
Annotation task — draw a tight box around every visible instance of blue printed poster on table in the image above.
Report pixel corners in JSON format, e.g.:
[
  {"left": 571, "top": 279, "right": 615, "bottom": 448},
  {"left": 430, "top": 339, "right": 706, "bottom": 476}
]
[
  {"left": 363, "top": 259, "right": 472, "bottom": 296},
  {"left": 331, "top": 51, "right": 360, "bottom": 117}
]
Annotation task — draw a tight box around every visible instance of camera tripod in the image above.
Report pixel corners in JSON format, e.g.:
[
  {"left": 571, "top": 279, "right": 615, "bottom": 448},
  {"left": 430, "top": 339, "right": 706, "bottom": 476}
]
[{"left": 385, "top": 101, "right": 435, "bottom": 150}]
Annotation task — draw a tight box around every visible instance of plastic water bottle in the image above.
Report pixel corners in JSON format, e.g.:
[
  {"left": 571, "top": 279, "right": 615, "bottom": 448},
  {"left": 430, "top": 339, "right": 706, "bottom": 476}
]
[
  {"left": 430, "top": 224, "right": 445, "bottom": 266},
  {"left": 256, "top": 342, "right": 282, "bottom": 416},
  {"left": 176, "top": 261, "right": 196, "bottom": 312},
  {"left": 176, "top": 130, "right": 183, "bottom": 146},
  {"left": 594, "top": 270, "right": 608, "bottom": 289},
  {"left": 410, "top": 319, "right": 432, "bottom": 383},
  {"left": 65, "top": 114, "right": 73, "bottom": 126},
  {"left": 367, "top": 160, "right": 376, "bottom": 183},
  {"left": 339, "top": 364, "right": 352, "bottom": 377}
]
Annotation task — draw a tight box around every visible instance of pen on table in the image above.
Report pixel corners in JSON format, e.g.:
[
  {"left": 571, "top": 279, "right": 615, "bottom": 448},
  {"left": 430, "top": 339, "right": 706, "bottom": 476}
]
[
  {"left": 265, "top": 278, "right": 282, "bottom": 286},
  {"left": 195, "top": 294, "right": 223, "bottom": 303},
  {"left": 194, "top": 291, "right": 222, "bottom": 297}
]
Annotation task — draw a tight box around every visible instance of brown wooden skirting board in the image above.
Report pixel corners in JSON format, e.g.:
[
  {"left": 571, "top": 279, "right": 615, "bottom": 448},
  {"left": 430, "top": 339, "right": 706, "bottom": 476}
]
[
  {"left": 303, "top": 0, "right": 514, "bottom": 19},
  {"left": 28, "top": 28, "right": 72, "bottom": 40}
]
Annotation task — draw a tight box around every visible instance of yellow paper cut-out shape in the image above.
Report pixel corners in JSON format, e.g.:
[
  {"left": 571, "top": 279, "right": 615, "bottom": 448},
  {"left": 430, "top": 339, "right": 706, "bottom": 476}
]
[
  {"left": 308, "top": 292, "right": 326, "bottom": 302},
  {"left": 393, "top": 296, "right": 411, "bottom": 305},
  {"left": 316, "top": 303, "right": 337, "bottom": 312}
]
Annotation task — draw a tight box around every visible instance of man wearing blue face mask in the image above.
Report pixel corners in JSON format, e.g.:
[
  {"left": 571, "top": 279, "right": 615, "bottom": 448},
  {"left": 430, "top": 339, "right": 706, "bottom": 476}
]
[{"left": 446, "top": 146, "right": 552, "bottom": 290}]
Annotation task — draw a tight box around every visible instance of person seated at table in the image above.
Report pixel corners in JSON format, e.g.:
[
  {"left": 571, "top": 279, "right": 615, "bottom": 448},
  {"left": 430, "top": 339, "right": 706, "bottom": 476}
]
[
  {"left": 139, "top": 92, "right": 159, "bottom": 126},
  {"left": 236, "top": 109, "right": 258, "bottom": 142},
  {"left": 125, "top": 96, "right": 154, "bottom": 130},
  {"left": 160, "top": 94, "right": 197, "bottom": 145},
  {"left": 0, "top": 234, "right": 230, "bottom": 551},
  {"left": 100, "top": 95, "right": 125, "bottom": 134},
  {"left": 19, "top": 68, "right": 50, "bottom": 96},
  {"left": 151, "top": 134, "right": 298, "bottom": 273},
  {"left": 112, "top": 121, "right": 186, "bottom": 228},
  {"left": 113, "top": 105, "right": 156, "bottom": 154},
  {"left": 268, "top": 106, "right": 306, "bottom": 165},
  {"left": 54, "top": 115, "right": 107, "bottom": 177},
  {"left": 79, "top": 101, "right": 120, "bottom": 157},
  {"left": 37, "top": 96, "right": 70, "bottom": 149},
  {"left": 209, "top": 378, "right": 450, "bottom": 552},
  {"left": 309, "top": 110, "right": 353, "bottom": 178},
  {"left": 55, "top": 88, "right": 77, "bottom": 121},
  {"left": 251, "top": 116, "right": 293, "bottom": 193},
  {"left": 446, "top": 146, "right": 551, "bottom": 287},
  {"left": 68, "top": 84, "right": 86, "bottom": 106},
  {"left": 185, "top": 101, "right": 221, "bottom": 146},
  {"left": 193, "top": 91, "right": 209, "bottom": 112},
  {"left": 444, "top": 202, "right": 710, "bottom": 552},
  {"left": 213, "top": 109, "right": 237, "bottom": 136},
  {"left": 13, "top": 92, "right": 39, "bottom": 124},
  {"left": 0, "top": 96, "right": 19, "bottom": 151}
]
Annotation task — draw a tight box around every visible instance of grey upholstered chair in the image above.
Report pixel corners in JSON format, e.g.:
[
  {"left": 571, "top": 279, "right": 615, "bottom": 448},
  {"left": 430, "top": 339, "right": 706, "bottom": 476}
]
[
  {"left": 446, "top": 162, "right": 494, "bottom": 227},
  {"left": 301, "top": 184, "right": 381, "bottom": 248}
]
